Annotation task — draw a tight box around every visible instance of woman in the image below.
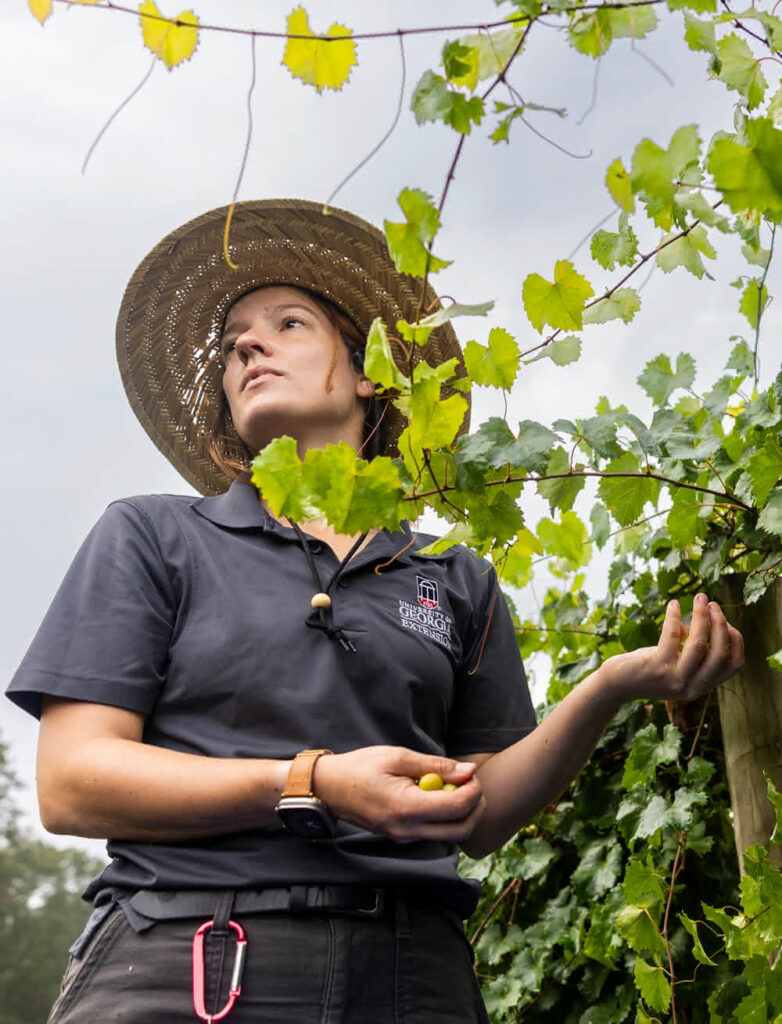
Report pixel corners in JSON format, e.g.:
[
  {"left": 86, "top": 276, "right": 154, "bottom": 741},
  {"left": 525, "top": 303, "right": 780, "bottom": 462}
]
[{"left": 7, "top": 200, "right": 743, "bottom": 1023}]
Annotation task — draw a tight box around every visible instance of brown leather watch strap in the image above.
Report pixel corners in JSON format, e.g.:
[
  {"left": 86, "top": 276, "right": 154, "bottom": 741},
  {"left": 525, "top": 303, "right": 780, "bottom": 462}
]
[{"left": 281, "top": 749, "right": 334, "bottom": 799}]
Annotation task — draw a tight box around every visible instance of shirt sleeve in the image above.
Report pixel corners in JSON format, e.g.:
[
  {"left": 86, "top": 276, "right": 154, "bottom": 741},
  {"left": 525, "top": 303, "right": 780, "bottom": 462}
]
[
  {"left": 445, "top": 563, "right": 537, "bottom": 757},
  {"left": 6, "top": 500, "right": 177, "bottom": 719}
]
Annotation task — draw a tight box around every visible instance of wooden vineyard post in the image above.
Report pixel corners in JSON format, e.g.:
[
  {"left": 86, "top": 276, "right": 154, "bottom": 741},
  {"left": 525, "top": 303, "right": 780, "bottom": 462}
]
[{"left": 716, "top": 576, "right": 782, "bottom": 874}]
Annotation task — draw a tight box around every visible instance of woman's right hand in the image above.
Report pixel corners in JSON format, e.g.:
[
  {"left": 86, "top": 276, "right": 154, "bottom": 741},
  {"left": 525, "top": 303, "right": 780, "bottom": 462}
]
[{"left": 313, "top": 746, "right": 485, "bottom": 843}]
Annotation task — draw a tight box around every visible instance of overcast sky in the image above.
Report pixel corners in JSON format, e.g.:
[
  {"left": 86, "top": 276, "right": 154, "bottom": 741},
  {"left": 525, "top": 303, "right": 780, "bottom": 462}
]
[{"left": 2, "top": 0, "right": 778, "bottom": 860}]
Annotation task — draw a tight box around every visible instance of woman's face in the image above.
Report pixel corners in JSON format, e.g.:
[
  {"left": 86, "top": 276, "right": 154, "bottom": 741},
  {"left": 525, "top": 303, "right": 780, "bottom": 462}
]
[{"left": 220, "top": 285, "right": 373, "bottom": 455}]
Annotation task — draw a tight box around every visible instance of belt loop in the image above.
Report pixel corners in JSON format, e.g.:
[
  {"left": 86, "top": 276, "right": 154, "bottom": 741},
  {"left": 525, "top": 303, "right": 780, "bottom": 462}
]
[
  {"left": 393, "top": 888, "right": 412, "bottom": 939},
  {"left": 212, "top": 890, "right": 236, "bottom": 936},
  {"left": 289, "top": 885, "right": 309, "bottom": 914}
]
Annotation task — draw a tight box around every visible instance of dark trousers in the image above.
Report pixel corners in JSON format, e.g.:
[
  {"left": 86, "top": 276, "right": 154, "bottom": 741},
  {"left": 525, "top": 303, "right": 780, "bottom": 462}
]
[{"left": 48, "top": 893, "right": 490, "bottom": 1023}]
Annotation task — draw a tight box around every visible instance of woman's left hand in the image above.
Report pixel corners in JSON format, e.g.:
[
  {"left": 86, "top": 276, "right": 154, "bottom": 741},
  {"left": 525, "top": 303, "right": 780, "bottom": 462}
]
[{"left": 600, "top": 593, "right": 744, "bottom": 704}]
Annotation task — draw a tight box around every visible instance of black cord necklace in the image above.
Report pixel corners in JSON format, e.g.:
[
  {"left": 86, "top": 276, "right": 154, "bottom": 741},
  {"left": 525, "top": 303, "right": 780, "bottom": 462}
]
[{"left": 289, "top": 521, "right": 367, "bottom": 652}]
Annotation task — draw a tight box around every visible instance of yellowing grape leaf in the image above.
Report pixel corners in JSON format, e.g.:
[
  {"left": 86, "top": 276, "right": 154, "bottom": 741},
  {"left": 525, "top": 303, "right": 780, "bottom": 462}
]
[
  {"left": 29, "top": 0, "right": 52, "bottom": 25},
  {"left": 605, "top": 158, "right": 635, "bottom": 212},
  {"left": 283, "top": 6, "right": 357, "bottom": 93},
  {"left": 139, "top": 1, "right": 199, "bottom": 70},
  {"left": 522, "top": 260, "right": 594, "bottom": 333}
]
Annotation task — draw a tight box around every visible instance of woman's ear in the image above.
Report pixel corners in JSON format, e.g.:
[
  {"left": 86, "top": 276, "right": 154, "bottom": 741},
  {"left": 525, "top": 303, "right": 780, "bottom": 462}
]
[{"left": 356, "top": 376, "right": 375, "bottom": 399}]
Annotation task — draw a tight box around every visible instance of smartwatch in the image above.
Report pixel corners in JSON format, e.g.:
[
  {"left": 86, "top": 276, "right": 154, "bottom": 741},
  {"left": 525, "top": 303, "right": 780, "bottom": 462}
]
[{"left": 275, "top": 748, "right": 337, "bottom": 839}]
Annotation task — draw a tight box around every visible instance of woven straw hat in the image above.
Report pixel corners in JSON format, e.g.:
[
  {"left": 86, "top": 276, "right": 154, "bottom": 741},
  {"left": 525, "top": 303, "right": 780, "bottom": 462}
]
[{"left": 116, "top": 198, "right": 468, "bottom": 496}]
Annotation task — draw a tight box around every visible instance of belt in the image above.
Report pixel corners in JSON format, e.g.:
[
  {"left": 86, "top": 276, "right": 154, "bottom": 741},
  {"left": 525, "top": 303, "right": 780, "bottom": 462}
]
[{"left": 130, "top": 884, "right": 391, "bottom": 921}]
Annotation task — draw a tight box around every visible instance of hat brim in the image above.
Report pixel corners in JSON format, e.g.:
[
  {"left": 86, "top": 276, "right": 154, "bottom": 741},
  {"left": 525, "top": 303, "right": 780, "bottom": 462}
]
[{"left": 116, "top": 199, "right": 468, "bottom": 496}]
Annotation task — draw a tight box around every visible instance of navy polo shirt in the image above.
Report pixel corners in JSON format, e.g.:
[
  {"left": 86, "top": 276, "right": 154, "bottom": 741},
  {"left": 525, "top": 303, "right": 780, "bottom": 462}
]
[{"left": 8, "top": 480, "right": 536, "bottom": 915}]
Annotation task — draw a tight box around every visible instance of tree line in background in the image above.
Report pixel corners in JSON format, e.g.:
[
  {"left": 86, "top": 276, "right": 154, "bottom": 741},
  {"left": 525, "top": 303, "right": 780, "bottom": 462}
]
[{"left": 0, "top": 738, "right": 104, "bottom": 1024}]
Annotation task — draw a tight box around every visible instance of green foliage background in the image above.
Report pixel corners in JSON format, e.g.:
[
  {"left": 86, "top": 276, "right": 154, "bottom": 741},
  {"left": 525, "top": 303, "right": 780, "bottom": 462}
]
[{"left": 0, "top": 739, "right": 104, "bottom": 1024}]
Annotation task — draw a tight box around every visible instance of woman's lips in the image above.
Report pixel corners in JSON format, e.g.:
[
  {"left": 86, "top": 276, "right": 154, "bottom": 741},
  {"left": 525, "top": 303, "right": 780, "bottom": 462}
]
[{"left": 243, "top": 369, "right": 283, "bottom": 390}]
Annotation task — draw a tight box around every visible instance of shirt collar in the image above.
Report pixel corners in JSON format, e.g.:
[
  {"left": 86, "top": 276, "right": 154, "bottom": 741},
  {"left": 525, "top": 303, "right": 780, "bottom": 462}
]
[{"left": 192, "top": 479, "right": 271, "bottom": 531}]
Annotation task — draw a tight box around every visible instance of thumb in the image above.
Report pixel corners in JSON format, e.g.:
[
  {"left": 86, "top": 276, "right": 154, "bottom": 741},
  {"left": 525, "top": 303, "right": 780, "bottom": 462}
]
[{"left": 426, "top": 756, "right": 477, "bottom": 785}]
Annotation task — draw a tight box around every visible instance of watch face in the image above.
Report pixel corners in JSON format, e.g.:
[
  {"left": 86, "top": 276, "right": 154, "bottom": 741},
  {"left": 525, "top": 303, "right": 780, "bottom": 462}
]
[{"left": 276, "top": 798, "right": 337, "bottom": 839}]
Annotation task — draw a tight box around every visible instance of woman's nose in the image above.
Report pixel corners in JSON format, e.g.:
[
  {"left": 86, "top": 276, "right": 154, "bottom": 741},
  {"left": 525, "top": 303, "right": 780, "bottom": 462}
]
[{"left": 235, "top": 330, "right": 272, "bottom": 362}]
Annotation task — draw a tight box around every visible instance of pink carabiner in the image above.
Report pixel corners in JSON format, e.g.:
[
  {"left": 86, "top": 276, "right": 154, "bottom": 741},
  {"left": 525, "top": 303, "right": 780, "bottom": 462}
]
[{"left": 192, "top": 918, "right": 248, "bottom": 1023}]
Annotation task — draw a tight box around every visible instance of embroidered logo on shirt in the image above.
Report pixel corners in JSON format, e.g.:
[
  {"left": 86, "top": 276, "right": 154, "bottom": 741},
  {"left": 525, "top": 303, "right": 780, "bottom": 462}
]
[
  {"left": 398, "top": 577, "right": 453, "bottom": 649},
  {"left": 417, "top": 576, "right": 439, "bottom": 609}
]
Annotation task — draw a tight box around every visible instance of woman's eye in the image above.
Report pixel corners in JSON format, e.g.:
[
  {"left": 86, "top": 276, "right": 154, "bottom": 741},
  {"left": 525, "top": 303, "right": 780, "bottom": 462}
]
[
  {"left": 221, "top": 341, "right": 236, "bottom": 358},
  {"left": 283, "top": 317, "right": 305, "bottom": 329}
]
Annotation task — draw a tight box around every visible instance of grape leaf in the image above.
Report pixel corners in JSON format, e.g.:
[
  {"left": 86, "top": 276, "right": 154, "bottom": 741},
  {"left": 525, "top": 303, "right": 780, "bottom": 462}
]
[
  {"left": 283, "top": 6, "right": 356, "bottom": 93},
  {"left": 251, "top": 436, "right": 305, "bottom": 516},
  {"left": 667, "top": 486, "right": 707, "bottom": 547},
  {"left": 609, "top": 4, "right": 658, "bottom": 40},
  {"left": 464, "top": 327, "right": 520, "bottom": 389},
  {"left": 734, "top": 988, "right": 768, "bottom": 1024},
  {"left": 680, "top": 913, "right": 717, "bottom": 965},
  {"left": 384, "top": 188, "right": 450, "bottom": 278},
  {"left": 606, "top": 158, "right": 635, "bottom": 212},
  {"left": 747, "top": 437, "right": 782, "bottom": 506},
  {"left": 28, "top": 0, "right": 52, "bottom": 24},
  {"left": 623, "top": 858, "right": 666, "bottom": 908},
  {"left": 741, "top": 242, "right": 771, "bottom": 267},
  {"left": 770, "top": 83, "right": 782, "bottom": 127},
  {"left": 674, "top": 191, "right": 731, "bottom": 229},
  {"left": 633, "top": 958, "right": 670, "bottom": 1013},
  {"left": 499, "top": 528, "right": 544, "bottom": 587},
  {"left": 571, "top": 839, "right": 623, "bottom": 899},
  {"left": 713, "top": 33, "right": 767, "bottom": 110},
  {"left": 657, "top": 225, "right": 716, "bottom": 278},
  {"left": 517, "top": 836, "right": 558, "bottom": 879},
  {"left": 622, "top": 723, "right": 682, "bottom": 789},
  {"left": 535, "top": 510, "right": 590, "bottom": 569},
  {"left": 616, "top": 904, "right": 666, "bottom": 954},
  {"left": 590, "top": 221, "right": 639, "bottom": 270},
  {"left": 708, "top": 117, "right": 782, "bottom": 217},
  {"left": 403, "top": 377, "right": 467, "bottom": 454},
  {"left": 523, "top": 260, "right": 594, "bottom": 333},
  {"left": 568, "top": 9, "right": 613, "bottom": 58},
  {"left": 526, "top": 336, "right": 582, "bottom": 366},
  {"left": 364, "top": 318, "right": 410, "bottom": 393},
  {"left": 447, "top": 25, "right": 524, "bottom": 90},
  {"left": 418, "top": 299, "right": 495, "bottom": 328},
  {"left": 537, "top": 446, "right": 586, "bottom": 512},
  {"left": 139, "top": 0, "right": 199, "bottom": 69},
  {"left": 666, "top": 0, "right": 717, "bottom": 12},
  {"left": 684, "top": 13, "right": 716, "bottom": 52},
  {"left": 582, "top": 287, "right": 641, "bottom": 325},
  {"left": 506, "top": 420, "right": 562, "bottom": 474},
  {"left": 339, "top": 456, "right": 405, "bottom": 533},
  {"left": 739, "top": 278, "right": 769, "bottom": 330},
  {"left": 590, "top": 501, "right": 611, "bottom": 548},
  {"left": 598, "top": 452, "right": 660, "bottom": 526},
  {"left": 638, "top": 352, "right": 697, "bottom": 406},
  {"left": 757, "top": 486, "right": 782, "bottom": 537},
  {"left": 765, "top": 774, "right": 782, "bottom": 843},
  {"left": 631, "top": 125, "right": 702, "bottom": 229},
  {"left": 411, "top": 71, "right": 484, "bottom": 134},
  {"left": 466, "top": 491, "right": 524, "bottom": 548}
]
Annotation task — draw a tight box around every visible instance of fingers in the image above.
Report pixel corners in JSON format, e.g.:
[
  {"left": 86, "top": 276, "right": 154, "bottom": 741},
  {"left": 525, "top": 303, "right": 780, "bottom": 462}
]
[
  {"left": 656, "top": 599, "right": 684, "bottom": 662},
  {"left": 676, "top": 593, "right": 712, "bottom": 679},
  {"left": 675, "top": 595, "right": 744, "bottom": 697}
]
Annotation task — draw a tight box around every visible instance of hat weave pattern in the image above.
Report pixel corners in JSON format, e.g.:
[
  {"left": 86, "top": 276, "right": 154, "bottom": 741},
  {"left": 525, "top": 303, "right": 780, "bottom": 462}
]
[{"left": 117, "top": 199, "right": 466, "bottom": 495}]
